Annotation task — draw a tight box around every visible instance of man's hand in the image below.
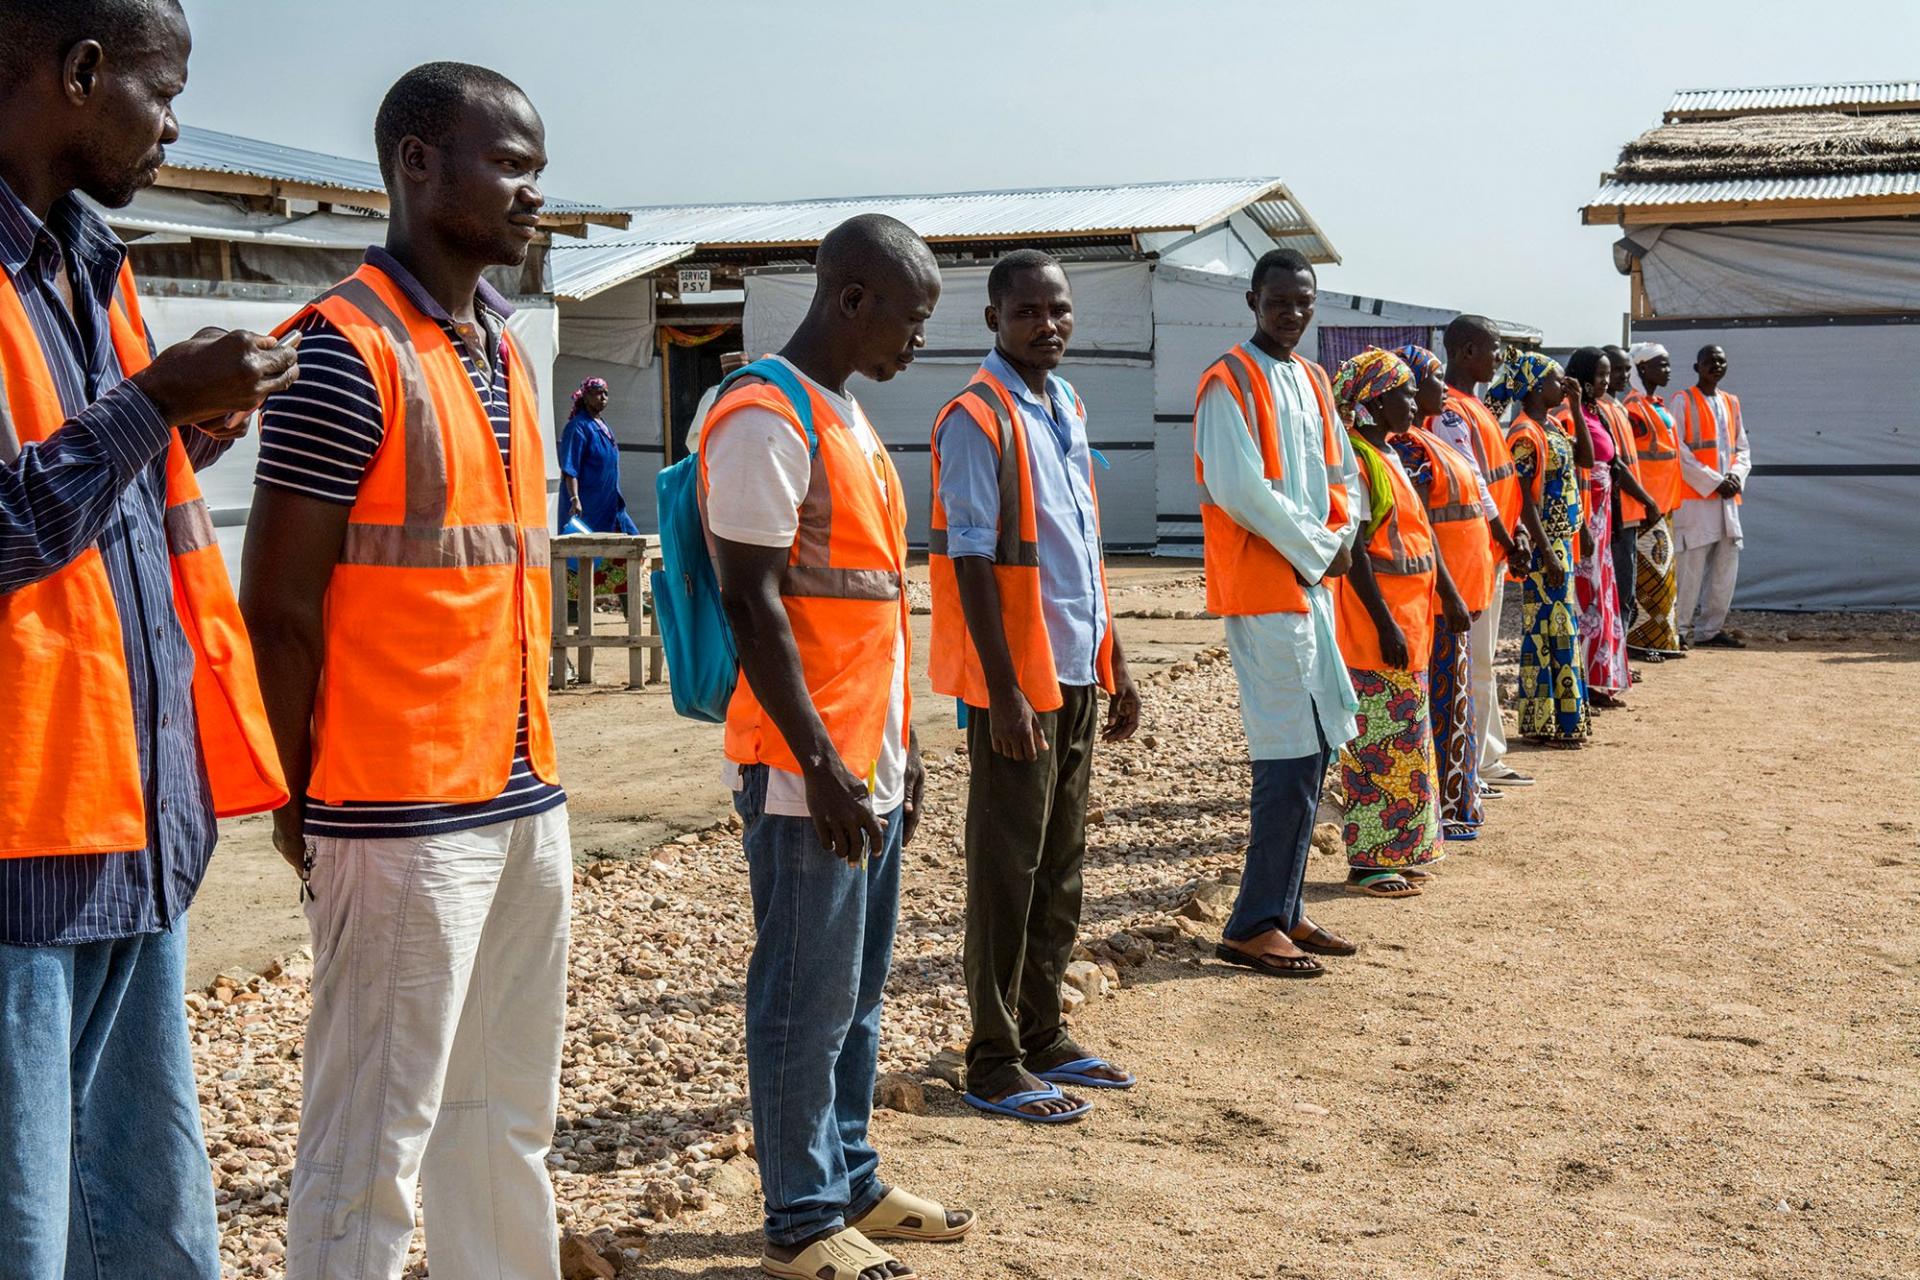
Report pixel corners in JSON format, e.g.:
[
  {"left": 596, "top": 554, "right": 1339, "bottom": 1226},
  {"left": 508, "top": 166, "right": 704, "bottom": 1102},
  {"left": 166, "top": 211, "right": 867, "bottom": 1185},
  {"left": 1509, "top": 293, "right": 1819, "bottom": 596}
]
[
  {"left": 1714, "top": 476, "right": 1740, "bottom": 498},
  {"left": 132, "top": 328, "right": 299, "bottom": 427},
  {"left": 901, "top": 733, "right": 926, "bottom": 848},
  {"left": 1441, "top": 589, "right": 1472, "bottom": 635},
  {"left": 802, "top": 754, "right": 885, "bottom": 867},
  {"left": 988, "top": 684, "right": 1047, "bottom": 762},
  {"left": 1102, "top": 662, "right": 1142, "bottom": 744},
  {"left": 1324, "top": 544, "right": 1354, "bottom": 579},
  {"left": 271, "top": 806, "right": 307, "bottom": 878},
  {"left": 1380, "top": 620, "right": 1410, "bottom": 669}
]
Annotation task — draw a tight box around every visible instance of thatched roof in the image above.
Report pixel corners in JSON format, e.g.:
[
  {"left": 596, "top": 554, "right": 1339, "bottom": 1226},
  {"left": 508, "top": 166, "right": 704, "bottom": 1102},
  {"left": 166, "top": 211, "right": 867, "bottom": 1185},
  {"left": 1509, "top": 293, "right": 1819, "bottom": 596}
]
[{"left": 1612, "top": 111, "right": 1920, "bottom": 183}]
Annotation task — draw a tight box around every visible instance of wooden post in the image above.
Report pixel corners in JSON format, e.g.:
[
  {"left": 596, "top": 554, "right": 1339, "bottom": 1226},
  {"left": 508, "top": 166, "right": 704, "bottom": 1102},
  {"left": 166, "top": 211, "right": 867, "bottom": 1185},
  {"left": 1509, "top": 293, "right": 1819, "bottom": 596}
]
[
  {"left": 548, "top": 551, "right": 567, "bottom": 690},
  {"left": 648, "top": 556, "right": 665, "bottom": 684},
  {"left": 625, "top": 549, "right": 645, "bottom": 689},
  {"left": 579, "top": 550, "right": 596, "bottom": 685}
]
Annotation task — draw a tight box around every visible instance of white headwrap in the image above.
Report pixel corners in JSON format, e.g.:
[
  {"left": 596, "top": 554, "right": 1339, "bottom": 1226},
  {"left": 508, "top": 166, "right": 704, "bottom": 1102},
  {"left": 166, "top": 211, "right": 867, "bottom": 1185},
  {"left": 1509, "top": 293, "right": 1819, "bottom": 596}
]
[{"left": 1627, "top": 341, "right": 1668, "bottom": 396}]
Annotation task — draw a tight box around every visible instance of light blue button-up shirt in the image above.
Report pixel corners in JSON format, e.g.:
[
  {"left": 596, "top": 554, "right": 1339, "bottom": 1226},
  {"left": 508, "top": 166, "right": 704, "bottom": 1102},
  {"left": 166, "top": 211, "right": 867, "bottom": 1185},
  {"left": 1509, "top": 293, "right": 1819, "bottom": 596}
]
[
  {"left": 1194, "top": 342, "right": 1363, "bottom": 760},
  {"left": 935, "top": 349, "right": 1107, "bottom": 690}
]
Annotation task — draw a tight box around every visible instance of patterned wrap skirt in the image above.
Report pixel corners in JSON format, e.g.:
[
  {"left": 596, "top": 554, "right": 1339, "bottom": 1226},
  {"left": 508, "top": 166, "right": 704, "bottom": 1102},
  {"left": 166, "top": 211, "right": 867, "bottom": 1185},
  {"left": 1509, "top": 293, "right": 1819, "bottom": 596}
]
[
  {"left": 1517, "top": 536, "right": 1591, "bottom": 743},
  {"left": 1341, "top": 667, "right": 1442, "bottom": 869},
  {"left": 1628, "top": 515, "right": 1682, "bottom": 653},
  {"left": 1428, "top": 626, "right": 1482, "bottom": 828}
]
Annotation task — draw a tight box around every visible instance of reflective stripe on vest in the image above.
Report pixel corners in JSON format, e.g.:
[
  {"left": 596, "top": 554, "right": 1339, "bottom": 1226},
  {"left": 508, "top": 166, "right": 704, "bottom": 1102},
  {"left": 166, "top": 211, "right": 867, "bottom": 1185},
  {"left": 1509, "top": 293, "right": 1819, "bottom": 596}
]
[
  {"left": 293, "top": 262, "right": 556, "bottom": 804},
  {"left": 926, "top": 367, "right": 1115, "bottom": 713},
  {"left": 924, "top": 383, "right": 1040, "bottom": 568},
  {"left": 1335, "top": 448, "right": 1438, "bottom": 671},
  {"left": 1676, "top": 387, "right": 1744, "bottom": 505},
  {"left": 0, "top": 262, "right": 287, "bottom": 856},
  {"left": 1192, "top": 347, "right": 1347, "bottom": 617},
  {"left": 699, "top": 371, "right": 912, "bottom": 776}
]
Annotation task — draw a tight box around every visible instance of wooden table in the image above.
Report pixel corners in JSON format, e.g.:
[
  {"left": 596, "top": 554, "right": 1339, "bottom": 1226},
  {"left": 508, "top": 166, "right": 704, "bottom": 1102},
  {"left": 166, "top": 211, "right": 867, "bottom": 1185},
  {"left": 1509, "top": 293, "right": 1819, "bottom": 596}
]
[{"left": 549, "top": 534, "right": 664, "bottom": 690}]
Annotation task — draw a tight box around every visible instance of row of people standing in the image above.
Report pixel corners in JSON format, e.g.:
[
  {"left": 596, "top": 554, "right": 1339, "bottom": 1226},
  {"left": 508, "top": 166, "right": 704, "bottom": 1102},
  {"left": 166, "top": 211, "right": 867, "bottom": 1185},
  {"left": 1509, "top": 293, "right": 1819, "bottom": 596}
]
[{"left": 1194, "top": 264, "right": 1755, "bottom": 927}]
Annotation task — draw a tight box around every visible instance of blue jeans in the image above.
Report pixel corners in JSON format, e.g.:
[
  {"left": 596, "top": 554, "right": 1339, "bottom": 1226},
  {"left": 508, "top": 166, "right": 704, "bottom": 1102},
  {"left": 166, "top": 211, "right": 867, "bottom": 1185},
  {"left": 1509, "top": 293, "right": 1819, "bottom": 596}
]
[
  {"left": 0, "top": 915, "right": 219, "bottom": 1280},
  {"left": 735, "top": 765, "right": 902, "bottom": 1248},
  {"left": 1224, "top": 736, "right": 1332, "bottom": 941}
]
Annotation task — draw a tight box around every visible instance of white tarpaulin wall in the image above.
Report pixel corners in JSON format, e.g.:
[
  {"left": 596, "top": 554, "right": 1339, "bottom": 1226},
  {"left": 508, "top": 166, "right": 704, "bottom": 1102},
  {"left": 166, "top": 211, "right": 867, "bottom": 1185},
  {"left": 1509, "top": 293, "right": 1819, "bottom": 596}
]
[
  {"left": 137, "top": 291, "right": 560, "bottom": 582},
  {"left": 742, "top": 261, "right": 1158, "bottom": 550},
  {"left": 744, "top": 260, "right": 1154, "bottom": 363},
  {"left": 1637, "top": 221, "right": 1920, "bottom": 318},
  {"left": 1632, "top": 318, "right": 1918, "bottom": 611}
]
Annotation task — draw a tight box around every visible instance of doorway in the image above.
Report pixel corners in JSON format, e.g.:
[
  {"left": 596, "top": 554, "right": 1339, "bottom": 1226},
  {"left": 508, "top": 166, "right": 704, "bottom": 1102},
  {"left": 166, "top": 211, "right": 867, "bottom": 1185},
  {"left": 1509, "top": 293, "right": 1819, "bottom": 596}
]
[{"left": 664, "top": 327, "right": 744, "bottom": 462}]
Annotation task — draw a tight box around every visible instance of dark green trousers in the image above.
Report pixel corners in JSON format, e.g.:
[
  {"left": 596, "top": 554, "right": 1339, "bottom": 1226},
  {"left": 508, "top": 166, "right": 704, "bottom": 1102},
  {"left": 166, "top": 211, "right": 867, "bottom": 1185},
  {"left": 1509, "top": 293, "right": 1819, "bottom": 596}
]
[{"left": 962, "top": 683, "right": 1098, "bottom": 1098}]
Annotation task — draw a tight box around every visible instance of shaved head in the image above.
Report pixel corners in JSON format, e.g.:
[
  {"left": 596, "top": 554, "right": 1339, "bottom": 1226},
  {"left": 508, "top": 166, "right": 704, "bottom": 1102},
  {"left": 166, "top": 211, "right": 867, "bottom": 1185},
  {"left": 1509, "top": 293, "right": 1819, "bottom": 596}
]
[
  {"left": 816, "top": 213, "right": 938, "bottom": 294},
  {"left": 801, "top": 214, "right": 941, "bottom": 384},
  {"left": 1444, "top": 313, "right": 1500, "bottom": 354}
]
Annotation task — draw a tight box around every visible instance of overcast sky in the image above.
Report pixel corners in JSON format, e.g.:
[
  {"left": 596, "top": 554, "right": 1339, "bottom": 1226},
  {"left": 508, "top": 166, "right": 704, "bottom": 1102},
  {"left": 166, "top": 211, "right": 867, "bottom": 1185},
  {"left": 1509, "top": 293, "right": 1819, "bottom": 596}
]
[{"left": 176, "top": 0, "right": 1916, "bottom": 342}]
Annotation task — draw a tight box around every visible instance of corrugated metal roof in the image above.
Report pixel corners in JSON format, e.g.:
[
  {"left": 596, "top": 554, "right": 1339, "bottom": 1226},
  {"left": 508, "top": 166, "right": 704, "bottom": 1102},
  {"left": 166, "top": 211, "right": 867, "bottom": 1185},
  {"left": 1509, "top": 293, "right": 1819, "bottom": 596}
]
[
  {"left": 548, "top": 239, "right": 696, "bottom": 301},
  {"left": 1586, "top": 170, "right": 1920, "bottom": 211},
  {"left": 1667, "top": 80, "right": 1920, "bottom": 118},
  {"left": 161, "top": 125, "right": 620, "bottom": 217},
  {"left": 611, "top": 178, "right": 1337, "bottom": 259}
]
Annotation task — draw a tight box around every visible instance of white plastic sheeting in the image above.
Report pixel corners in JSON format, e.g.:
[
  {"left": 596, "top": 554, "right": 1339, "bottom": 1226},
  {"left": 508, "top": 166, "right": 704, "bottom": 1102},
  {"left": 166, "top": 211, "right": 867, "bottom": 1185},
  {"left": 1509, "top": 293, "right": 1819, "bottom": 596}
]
[
  {"left": 135, "top": 291, "right": 560, "bottom": 581},
  {"left": 1637, "top": 220, "right": 1920, "bottom": 318},
  {"left": 558, "top": 275, "right": 656, "bottom": 369},
  {"left": 744, "top": 261, "right": 1154, "bottom": 363},
  {"left": 1632, "top": 317, "right": 1918, "bottom": 611}
]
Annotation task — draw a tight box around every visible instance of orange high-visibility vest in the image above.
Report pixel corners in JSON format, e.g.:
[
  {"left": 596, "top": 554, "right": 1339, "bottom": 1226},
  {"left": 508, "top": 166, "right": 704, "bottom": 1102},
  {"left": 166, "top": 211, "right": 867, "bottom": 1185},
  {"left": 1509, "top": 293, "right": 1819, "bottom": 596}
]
[
  {"left": 1405, "top": 425, "right": 1495, "bottom": 613},
  {"left": 1598, "top": 397, "right": 1649, "bottom": 523},
  {"left": 1444, "top": 385, "right": 1521, "bottom": 544},
  {"left": 280, "top": 263, "right": 557, "bottom": 803},
  {"left": 1193, "top": 346, "right": 1349, "bottom": 617},
  {"left": 1624, "top": 390, "right": 1685, "bottom": 514},
  {"left": 699, "top": 376, "right": 910, "bottom": 780},
  {"left": 927, "top": 367, "right": 1115, "bottom": 712},
  {"left": 1334, "top": 446, "right": 1439, "bottom": 672},
  {"left": 1673, "top": 386, "right": 1745, "bottom": 505},
  {"left": 1505, "top": 414, "right": 1550, "bottom": 505},
  {"left": 0, "top": 262, "right": 286, "bottom": 857}
]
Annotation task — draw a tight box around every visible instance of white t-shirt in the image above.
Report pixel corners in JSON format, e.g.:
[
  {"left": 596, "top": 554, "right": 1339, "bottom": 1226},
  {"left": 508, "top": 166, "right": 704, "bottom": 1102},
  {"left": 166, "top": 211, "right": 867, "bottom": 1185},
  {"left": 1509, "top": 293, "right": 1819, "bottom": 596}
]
[{"left": 703, "top": 357, "right": 908, "bottom": 820}]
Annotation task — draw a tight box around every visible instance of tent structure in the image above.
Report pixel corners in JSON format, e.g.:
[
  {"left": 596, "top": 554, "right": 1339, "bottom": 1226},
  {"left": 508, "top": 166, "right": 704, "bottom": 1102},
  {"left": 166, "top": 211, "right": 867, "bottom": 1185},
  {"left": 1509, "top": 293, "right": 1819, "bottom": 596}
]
[
  {"left": 1585, "top": 81, "right": 1920, "bottom": 611},
  {"left": 550, "top": 179, "right": 1538, "bottom": 551}
]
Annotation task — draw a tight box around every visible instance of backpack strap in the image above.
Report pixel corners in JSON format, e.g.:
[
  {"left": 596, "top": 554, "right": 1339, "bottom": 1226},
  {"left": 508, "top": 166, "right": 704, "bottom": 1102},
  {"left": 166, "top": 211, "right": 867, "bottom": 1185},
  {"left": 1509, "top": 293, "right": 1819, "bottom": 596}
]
[{"left": 715, "top": 356, "right": 819, "bottom": 457}]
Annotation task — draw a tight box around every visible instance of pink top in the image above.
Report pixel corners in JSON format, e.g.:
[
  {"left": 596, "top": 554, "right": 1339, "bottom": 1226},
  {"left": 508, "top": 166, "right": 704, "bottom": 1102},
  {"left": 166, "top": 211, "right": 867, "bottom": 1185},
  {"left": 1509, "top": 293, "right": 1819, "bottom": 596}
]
[{"left": 1581, "top": 404, "right": 1616, "bottom": 465}]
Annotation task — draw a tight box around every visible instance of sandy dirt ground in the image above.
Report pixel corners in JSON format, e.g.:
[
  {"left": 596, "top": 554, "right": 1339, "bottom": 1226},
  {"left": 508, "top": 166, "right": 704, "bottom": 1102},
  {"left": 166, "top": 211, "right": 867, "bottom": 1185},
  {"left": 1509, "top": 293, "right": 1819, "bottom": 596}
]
[
  {"left": 618, "top": 624, "right": 1920, "bottom": 1280},
  {"left": 185, "top": 562, "right": 1217, "bottom": 987},
  {"left": 184, "top": 568, "right": 1920, "bottom": 1279}
]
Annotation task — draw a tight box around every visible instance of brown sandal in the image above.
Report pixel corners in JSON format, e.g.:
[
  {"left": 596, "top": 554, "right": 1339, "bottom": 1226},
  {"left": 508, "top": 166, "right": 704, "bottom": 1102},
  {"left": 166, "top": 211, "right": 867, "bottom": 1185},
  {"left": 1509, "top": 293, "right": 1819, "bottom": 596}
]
[
  {"left": 1288, "top": 923, "right": 1357, "bottom": 957},
  {"left": 1214, "top": 943, "right": 1325, "bottom": 978}
]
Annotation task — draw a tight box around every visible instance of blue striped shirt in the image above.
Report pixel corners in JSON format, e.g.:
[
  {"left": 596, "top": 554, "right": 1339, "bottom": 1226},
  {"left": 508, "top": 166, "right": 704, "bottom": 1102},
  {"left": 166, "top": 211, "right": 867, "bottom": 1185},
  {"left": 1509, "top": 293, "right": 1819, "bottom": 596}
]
[
  {"left": 0, "top": 179, "right": 225, "bottom": 947},
  {"left": 255, "top": 249, "right": 564, "bottom": 839}
]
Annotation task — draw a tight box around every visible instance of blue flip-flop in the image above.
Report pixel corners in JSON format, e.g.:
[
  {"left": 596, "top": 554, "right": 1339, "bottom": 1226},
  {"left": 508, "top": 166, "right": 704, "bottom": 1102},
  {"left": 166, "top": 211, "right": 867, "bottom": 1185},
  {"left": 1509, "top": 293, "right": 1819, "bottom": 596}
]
[
  {"left": 962, "top": 1084, "right": 1092, "bottom": 1124},
  {"left": 1035, "top": 1057, "right": 1136, "bottom": 1090}
]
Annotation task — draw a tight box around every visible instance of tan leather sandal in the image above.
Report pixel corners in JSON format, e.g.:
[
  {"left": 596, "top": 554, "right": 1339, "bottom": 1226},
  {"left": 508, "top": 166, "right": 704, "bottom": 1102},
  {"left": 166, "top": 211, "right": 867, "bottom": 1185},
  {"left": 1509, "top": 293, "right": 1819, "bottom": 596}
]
[
  {"left": 761, "top": 1226, "right": 913, "bottom": 1280},
  {"left": 852, "top": 1185, "right": 977, "bottom": 1243}
]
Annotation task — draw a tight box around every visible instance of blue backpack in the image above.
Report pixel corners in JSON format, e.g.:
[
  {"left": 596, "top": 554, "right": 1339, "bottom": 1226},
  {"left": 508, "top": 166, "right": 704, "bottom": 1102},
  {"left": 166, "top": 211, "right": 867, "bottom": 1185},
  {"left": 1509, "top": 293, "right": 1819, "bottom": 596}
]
[{"left": 652, "top": 357, "right": 818, "bottom": 722}]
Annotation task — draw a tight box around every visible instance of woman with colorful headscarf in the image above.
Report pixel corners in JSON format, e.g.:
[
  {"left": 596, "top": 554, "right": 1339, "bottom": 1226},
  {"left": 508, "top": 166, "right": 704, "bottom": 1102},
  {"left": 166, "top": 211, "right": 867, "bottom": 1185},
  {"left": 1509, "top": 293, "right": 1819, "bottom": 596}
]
[
  {"left": 1394, "top": 345, "right": 1487, "bottom": 840},
  {"left": 557, "top": 377, "right": 638, "bottom": 535},
  {"left": 1558, "top": 348, "right": 1632, "bottom": 706},
  {"left": 1492, "top": 350, "right": 1592, "bottom": 746},
  {"left": 1329, "top": 349, "right": 1450, "bottom": 896},
  {"left": 1623, "top": 343, "right": 1687, "bottom": 657}
]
